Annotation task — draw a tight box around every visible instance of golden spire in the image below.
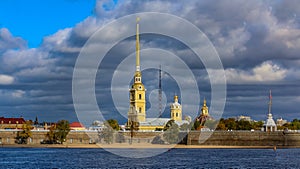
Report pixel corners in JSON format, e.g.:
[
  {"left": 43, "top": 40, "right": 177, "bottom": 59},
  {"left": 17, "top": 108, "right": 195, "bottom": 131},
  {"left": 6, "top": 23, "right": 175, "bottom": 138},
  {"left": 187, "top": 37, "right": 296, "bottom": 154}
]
[
  {"left": 136, "top": 17, "right": 140, "bottom": 72},
  {"left": 174, "top": 95, "right": 178, "bottom": 103},
  {"left": 203, "top": 97, "right": 207, "bottom": 106}
]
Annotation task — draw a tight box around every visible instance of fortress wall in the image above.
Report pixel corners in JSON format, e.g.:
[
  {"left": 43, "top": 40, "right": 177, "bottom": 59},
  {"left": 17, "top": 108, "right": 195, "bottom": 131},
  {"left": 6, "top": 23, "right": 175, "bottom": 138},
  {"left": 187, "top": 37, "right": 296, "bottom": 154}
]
[
  {"left": 0, "top": 130, "right": 164, "bottom": 145},
  {"left": 0, "top": 130, "right": 98, "bottom": 145},
  {"left": 0, "top": 131, "right": 18, "bottom": 144},
  {"left": 187, "top": 131, "right": 300, "bottom": 146},
  {"left": 1, "top": 130, "right": 300, "bottom": 146}
]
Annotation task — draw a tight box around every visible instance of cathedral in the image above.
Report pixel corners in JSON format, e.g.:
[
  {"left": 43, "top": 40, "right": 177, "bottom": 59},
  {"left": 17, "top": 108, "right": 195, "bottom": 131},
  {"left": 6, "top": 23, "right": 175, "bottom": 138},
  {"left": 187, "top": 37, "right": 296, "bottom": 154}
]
[{"left": 126, "top": 18, "right": 189, "bottom": 131}]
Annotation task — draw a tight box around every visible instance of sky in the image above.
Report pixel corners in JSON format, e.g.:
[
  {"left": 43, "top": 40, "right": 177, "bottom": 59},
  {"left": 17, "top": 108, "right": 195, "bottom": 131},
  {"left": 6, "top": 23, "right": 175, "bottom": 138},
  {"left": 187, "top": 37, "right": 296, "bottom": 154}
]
[{"left": 0, "top": 0, "right": 300, "bottom": 124}]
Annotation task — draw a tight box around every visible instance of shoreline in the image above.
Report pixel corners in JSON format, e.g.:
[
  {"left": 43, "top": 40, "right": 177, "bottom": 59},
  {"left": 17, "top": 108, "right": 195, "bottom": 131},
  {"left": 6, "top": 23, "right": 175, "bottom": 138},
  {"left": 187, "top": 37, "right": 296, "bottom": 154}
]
[{"left": 1, "top": 143, "right": 299, "bottom": 149}]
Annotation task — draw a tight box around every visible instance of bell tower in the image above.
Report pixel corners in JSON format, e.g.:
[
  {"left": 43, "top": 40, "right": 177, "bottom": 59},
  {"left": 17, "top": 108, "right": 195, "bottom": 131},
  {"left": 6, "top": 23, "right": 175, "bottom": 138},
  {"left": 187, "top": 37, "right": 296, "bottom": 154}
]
[
  {"left": 201, "top": 98, "right": 209, "bottom": 116},
  {"left": 128, "top": 17, "right": 146, "bottom": 124},
  {"left": 170, "top": 95, "right": 182, "bottom": 122}
]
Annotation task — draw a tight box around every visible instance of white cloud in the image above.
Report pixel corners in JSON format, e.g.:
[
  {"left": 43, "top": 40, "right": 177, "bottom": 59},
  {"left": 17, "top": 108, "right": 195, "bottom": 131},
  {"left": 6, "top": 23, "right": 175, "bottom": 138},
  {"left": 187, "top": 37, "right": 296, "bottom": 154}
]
[
  {"left": 12, "top": 90, "right": 25, "bottom": 98},
  {"left": 42, "top": 28, "right": 73, "bottom": 51},
  {"left": 265, "top": 27, "right": 300, "bottom": 49},
  {"left": 1, "top": 48, "right": 51, "bottom": 73},
  {"left": 0, "top": 28, "right": 27, "bottom": 52},
  {"left": 225, "top": 61, "right": 287, "bottom": 84},
  {"left": 0, "top": 74, "right": 14, "bottom": 84},
  {"left": 215, "top": 27, "right": 251, "bottom": 58}
]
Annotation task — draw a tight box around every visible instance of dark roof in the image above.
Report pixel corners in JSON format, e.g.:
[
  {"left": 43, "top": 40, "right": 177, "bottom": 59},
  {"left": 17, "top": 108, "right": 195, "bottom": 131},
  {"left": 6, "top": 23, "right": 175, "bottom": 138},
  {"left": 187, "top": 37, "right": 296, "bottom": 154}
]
[{"left": 0, "top": 117, "right": 26, "bottom": 124}]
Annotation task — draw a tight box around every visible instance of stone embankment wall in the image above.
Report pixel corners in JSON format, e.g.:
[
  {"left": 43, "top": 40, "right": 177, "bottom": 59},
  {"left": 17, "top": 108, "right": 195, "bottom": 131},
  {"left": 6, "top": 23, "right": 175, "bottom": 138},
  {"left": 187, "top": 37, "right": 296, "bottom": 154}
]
[
  {"left": 0, "top": 130, "right": 164, "bottom": 145},
  {"left": 1, "top": 130, "right": 300, "bottom": 146},
  {"left": 186, "top": 131, "right": 300, "bottom": 146}
]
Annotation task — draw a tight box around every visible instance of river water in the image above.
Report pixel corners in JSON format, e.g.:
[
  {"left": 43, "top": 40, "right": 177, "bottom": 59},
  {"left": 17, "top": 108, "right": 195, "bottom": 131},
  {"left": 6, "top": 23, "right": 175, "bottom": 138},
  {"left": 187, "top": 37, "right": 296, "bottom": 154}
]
[{"left": 0, "top": 148, "right": 299, "bottom": 168}]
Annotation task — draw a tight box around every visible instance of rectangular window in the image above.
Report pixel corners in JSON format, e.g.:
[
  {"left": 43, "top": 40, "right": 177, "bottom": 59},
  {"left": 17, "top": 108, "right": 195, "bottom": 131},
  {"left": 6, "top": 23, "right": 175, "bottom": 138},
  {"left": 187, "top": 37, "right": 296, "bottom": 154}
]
[
  {"left": 176, "top": 113, "right": 178, "bottom": 117},
  {"left": 139, "top": 107, "right": 142, "bottom": 113},
  {"left": 139, "top": 94, "right": 142, "bottom": 99}
]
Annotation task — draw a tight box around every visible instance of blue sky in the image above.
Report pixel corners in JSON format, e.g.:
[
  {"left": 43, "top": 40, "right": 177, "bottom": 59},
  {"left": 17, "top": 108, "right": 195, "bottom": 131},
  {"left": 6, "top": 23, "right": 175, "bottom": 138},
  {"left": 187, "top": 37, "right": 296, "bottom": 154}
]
[
  {"left": 0, "top": 0, "right": 300, "bottom": 124},
  {"left": 0, "top": 0, "right": 95, "bottom": 47}
]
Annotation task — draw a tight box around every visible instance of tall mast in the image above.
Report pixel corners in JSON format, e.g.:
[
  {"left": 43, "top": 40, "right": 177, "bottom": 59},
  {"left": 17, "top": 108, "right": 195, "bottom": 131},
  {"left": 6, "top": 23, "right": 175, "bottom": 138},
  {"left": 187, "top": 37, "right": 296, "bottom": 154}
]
[
  {"left": 159, "top": 65, "right": 162, "bottom": 117},
  {"left": 136, "top": 17, "right": 140, "bottom": 72},
  {"left": 268, "top": 90, "right": 272, "bottom": 115}
]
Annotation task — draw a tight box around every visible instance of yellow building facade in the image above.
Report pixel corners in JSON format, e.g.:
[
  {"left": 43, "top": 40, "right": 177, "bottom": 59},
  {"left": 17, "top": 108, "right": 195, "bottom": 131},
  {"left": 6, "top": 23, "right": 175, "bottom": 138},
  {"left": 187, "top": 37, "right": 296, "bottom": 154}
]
[
  {"left": 126, "top": 18, "right": 188, "bottom": 131},
  {"left": 170, "top": 95, "right": 182, "bottom": 122},
  {"left": 127, "top": 18, "right": 146, "bottom": 125}
]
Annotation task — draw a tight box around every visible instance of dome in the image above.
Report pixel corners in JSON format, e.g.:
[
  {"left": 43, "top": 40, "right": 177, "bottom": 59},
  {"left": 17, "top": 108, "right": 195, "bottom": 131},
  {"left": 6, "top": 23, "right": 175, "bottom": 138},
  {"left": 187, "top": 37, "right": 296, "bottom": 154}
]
[{"left": 264, "top": 113, "right": 276, "bottom": 127}]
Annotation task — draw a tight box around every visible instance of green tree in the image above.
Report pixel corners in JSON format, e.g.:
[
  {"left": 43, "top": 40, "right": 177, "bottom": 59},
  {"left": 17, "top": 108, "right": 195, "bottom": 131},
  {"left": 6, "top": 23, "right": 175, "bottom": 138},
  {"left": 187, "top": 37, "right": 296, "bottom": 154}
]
[
  {"left": 45, "top": 124, "right": 57, "bottom": 144},
  {"left": 55, "top": 120, "right": 70, "bottom": 144},
  {"left": 216, "top": 118, "right": 227, "bottom": 130},
  {"left": 226, "top": 118, "right": 237, "bottom": 130},
  {"left": 192, "top": 120, "right": 201, "bottom": 130},
  {"left": 43, "top": 120, "right": 70, "bottom": 144},
  {"left": 163, "top": 120, "right": 179, "bottom": 144},
  {"left": 106, "top": 119, "right": 120, "bottom": 131},
  {"left": 163, "top": 119, "right": 175, "bottom": 131},
  {"left": 15, "top": 120, "right": 33, "bottom": 144},
  {"left": 100, "top": 123, "right": 114, "bottom": 144},
  {"left": 204, "top": 120, "right": 218, "bottom": 130},
  {"left": 252, "top": 121, "right": 264, "bottom": 130},
  {"left": 237, "top": 120, "right": 252, "bottom": 130}
]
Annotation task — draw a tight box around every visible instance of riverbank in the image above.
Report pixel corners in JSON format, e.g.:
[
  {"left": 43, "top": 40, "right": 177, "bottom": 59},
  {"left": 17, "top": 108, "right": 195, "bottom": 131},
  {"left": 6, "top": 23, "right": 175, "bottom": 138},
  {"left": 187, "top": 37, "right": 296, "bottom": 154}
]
[
  {"left": 1, "top": 143, "right": 299, "bottom": 149},
  {"left": 2, "top": 130, "right": 300, "bottom": 148}
]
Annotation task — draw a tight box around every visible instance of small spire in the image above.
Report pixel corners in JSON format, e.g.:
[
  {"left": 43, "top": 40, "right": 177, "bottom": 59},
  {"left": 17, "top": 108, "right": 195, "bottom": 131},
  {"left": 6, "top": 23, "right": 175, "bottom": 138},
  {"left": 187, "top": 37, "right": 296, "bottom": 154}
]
[
  {"left": 136, "top": 17, "right": 140, "bottom": 72},
  {"left": 174, "top": 95, "right": 178, "bottom": 103},
  {"left": 203, "top": 97, "right": 206, "bottom": 106}
]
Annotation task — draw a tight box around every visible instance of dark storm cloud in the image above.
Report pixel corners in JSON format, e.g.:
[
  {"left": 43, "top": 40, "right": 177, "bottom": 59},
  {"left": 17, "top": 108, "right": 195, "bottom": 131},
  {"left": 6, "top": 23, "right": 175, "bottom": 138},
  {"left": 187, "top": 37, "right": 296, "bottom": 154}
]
[{"left": 0, "top": 0, "right": 300, "bottom": 123}]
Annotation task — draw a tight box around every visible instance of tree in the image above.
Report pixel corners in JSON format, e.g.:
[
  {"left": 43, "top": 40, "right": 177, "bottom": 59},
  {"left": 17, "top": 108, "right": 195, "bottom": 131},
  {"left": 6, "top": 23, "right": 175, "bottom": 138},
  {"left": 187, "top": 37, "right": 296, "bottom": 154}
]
[
  {"left": 163, "top": 119, "right": 175, "bottom": 131},
  {"left": 44, "top": 124, "right": 57, "bottom": 144},
  {"left": 204, "top": 120, "right": 218, "bottom": 130},
  {"left": 216, "top": 122, "right": 226, "bottom": 130},
  {"left": 43, "top": 120, "right": 70, "bottom": 144},
  {"left": 226, "top": 118, "right": 237, "bottom": 130},
  {"left": 216, "top": 118, "right": 227, "bottom": 130},
  {"left": 100, "top": 123, "right": 114, "bottom": 144},
  {"left": 192, "top": 120, "right": 201, "bottom": 130},
  {"left": 15, "top": 120, "right": 33, "bottom": 144},
  {"left": 237, "top": 120, "right": 252, "bottom": 130},
  {"left": 151, "top": 136, "right": 165, "bottom": 144},
  {"left": 163, "top": 120, "right": 179, "bottom": 144},
  {"left": 216, "top": 118, "right": 265, "bottom": 131},
  {"left": 252, "top": 121, "right": 264, "bottom": 130},
  {"left": 106, "top": 119, "right": 120, "bottom": 131},
  {"left": 55, "top": 120, "right": 70, "bottom": 144}
]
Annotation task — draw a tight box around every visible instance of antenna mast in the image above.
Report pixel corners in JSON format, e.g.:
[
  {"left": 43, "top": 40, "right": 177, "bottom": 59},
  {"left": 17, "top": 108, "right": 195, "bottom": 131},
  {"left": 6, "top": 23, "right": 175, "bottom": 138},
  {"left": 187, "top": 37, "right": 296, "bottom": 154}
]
[
  {"left": 159, "top": 65, "right": 162, "bottom": 117},
  {"left": 268, "top": 90, "right": 272, "bottom": 115}
]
